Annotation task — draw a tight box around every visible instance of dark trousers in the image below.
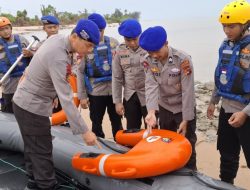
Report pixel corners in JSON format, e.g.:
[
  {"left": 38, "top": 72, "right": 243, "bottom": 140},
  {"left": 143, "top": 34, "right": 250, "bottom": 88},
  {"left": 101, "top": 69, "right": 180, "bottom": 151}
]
[
  {"left": 217, "top": 108, "right": 250, "bottom": 182},
  {"left": 13, "top": 103, "right": 57, "bottom": 189},
  {"left": 88, "top": 94, "right": 122, "bottom": 139},
  {"left": 1, "top": 93, "right": 14, "bottom": 113},
  {"left": 123, "top": 93, "right": 148, "bottom": 130},
  {"left": 159, "top": 105, "right": 197, "bottom": 170}
]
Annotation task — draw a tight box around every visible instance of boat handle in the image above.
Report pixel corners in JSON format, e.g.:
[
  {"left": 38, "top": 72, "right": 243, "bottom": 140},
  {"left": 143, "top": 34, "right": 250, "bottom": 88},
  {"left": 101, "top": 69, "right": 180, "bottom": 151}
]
[
  {"left": 111, "top": 168, "right": 137, "bottom": 177},
  {"left": 82, "top": 165, "right": 97, "bottom": 173}
]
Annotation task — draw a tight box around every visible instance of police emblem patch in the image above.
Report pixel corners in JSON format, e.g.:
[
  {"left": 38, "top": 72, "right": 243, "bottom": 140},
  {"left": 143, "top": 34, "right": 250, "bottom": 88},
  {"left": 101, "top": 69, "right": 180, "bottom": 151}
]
[
  {"left": 80, "top": 30, "right": 89, "bottom": 40},
  {"left": 241, "top": 48, "right": 250, "bottom": 54},
  {"left": 103, "top": 61, "right": 110, "bottom": 71},
  {"left": 220, "top": 73, "right": 228, "bottom": 84},
  {"left": 151, "top": 67, "right": 160, "bottom": 73}
]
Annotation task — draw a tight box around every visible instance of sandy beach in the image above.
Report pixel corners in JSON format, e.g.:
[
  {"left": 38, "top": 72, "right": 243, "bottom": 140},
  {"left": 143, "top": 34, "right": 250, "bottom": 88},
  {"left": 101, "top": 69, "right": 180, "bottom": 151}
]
[{"left": 6, "top": 26, "right": 250, "bottom": 189}]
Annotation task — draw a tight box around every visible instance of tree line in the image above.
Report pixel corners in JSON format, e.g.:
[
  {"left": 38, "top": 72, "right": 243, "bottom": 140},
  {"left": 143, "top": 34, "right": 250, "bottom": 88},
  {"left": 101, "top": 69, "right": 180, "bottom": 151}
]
[{"left": 0, "top": 5, "right": 140, "bottom": 26}]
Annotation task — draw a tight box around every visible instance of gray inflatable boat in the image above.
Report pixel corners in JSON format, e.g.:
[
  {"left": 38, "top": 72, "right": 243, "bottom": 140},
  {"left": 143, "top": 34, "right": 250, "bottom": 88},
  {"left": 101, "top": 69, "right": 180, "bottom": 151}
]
[{"left": 0, "top": 113, "right": 245, "bottom": 190}]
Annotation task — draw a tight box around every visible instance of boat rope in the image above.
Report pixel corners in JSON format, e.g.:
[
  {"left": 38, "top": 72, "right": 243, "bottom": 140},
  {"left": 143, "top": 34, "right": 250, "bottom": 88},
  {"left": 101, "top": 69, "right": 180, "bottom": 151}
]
[
  {"left": 97, "top": 137, "right": 129, "bottom": 154},
  {"left": 0, "top": 157, "right": 27, "bottom": 173}
]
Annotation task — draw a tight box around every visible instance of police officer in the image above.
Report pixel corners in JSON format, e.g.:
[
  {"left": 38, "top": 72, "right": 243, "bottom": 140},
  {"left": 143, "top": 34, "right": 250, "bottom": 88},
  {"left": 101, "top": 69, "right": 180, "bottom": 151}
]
[
  {"left": 207, "top": 0, "right": 250, "bottom": 184},
  {"left": 12, "top": 19, "right": 100, "bottom": 190},
  {"left": 77, "top": 13, "right": 122, "bottom": 139},
  {"left": 32, "top": 15, "right": 62, "bottom": 113},
  {"left": 0, "top": 17, "right": 31, "bottom": 113},
  {"left": 112, "top": 19, "right": 148, "bottom": 130},
  {"left": 139, "top": 26, "right": 197, "bottom": 170},
  {"left": 34, "top": 15, "right": 60, "bottom": 51}
]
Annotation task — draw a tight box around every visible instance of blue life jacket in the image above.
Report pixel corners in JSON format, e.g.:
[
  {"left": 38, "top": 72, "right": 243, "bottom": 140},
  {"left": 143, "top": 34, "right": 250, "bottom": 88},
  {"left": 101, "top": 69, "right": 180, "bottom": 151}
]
[
  {"left": 215, "top": 35, "right": 250, "bottom": 104},
  {"left": 0, "top": 35, "right": 29, "bottom": 77},
  {"left": 84, "top": 36, "right": 113, "bottom": 92}
]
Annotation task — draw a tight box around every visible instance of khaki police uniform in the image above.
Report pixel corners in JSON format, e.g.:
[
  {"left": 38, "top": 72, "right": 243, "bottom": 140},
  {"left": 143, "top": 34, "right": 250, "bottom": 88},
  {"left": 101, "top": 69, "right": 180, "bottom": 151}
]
[
  {"left": 210, "top": 42, "right": 250, "bottom": 182},
  {"left": 32, "top": 37, "right": 63, "bottom": 113},
  {"left": 0, "top": 35, "right": 29, "bottom": 113},
  {"left": 77, "top": 37, "right": 122, "bottom": 138},
  {"left": 13, "top": 34, "right": 89, "bottom": 188},
  {"left": 144, "top": 46, "right": 197, "bottom": 170},
  {"left": 112, "top": 43, "right": 148, "bottom": 129}
]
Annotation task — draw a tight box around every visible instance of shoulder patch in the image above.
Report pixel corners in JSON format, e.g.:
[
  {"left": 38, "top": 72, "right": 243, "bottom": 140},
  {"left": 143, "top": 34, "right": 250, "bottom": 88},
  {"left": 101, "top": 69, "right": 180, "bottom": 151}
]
[
  {"left": 181, "top": 59, "right": 192, "bottom": 75},
  {"left": 240, "top": 46, "right": 250, "bottom": 69},
  {"left": 143, "top": 60, "right": 149, "bottom": 68}
]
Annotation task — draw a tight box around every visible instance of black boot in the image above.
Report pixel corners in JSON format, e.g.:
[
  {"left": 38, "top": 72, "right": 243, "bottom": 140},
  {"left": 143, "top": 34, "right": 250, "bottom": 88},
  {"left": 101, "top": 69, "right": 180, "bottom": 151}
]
[{"left": 24, "top": 177, "right": 39, "bottom": 190}]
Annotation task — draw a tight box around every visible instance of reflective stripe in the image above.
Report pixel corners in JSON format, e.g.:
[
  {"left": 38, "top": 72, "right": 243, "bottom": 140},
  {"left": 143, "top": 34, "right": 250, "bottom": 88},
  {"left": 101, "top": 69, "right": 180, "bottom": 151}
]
[
  {"left": 73, "top": 93, "right": 78, "bottom": 98},
  {"left": 96, "top": 46, "right": 108, "bottom": 51},
  {"left": 222, "top": 50, "right": 239, "bottom": 55},
  {"left": 222, "top": 49, "right": 233, "bottom": 54},
  {"left": 99, "top": 154, "right": 111, "bottom": 176},
  {"left": 8, "top": 44, "right": 19, "bottom": 49}
]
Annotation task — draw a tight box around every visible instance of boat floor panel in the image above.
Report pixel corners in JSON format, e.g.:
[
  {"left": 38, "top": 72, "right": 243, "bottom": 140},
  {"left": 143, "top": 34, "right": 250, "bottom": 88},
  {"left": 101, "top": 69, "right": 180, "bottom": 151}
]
[{"left": 0, "top": 149, "right": 88, "bottom": 190}]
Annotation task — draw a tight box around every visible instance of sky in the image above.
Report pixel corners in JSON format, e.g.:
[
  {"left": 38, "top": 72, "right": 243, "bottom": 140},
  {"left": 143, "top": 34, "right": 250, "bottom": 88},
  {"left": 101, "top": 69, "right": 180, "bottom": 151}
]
[{"left": 0, "top": 0, "right": 233, "bottom": 21}]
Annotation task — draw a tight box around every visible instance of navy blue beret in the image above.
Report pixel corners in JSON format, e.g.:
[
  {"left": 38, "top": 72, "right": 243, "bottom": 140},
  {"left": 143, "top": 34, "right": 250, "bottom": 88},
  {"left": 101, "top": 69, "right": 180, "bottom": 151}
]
[
  {"left": 41, "top": 15, "right": 59, "bottom": 25},
  {"left": 139, "top": 26, "right": 167, "bottom": 51},
  {"left": 88, "top": 13, "right": 106, "bottom": 30},
  {"left": 118, "top": 19, "right": 142, "bottom": 38},
  {"left": 74, "top": 19, "right": 100, "bottom": 45}
]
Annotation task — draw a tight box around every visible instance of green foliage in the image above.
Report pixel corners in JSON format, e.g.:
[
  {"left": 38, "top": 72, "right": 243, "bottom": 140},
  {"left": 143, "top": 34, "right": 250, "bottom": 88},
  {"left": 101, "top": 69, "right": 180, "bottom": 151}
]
[
  {"left": 0, "top": 5, "right": 140, "bottom": 26},
  {"left": 105, "top": 9, "right": 140, "bottom": 24},
  {"left": 41, "top": 5, "right": 57, "bottom": 17}
]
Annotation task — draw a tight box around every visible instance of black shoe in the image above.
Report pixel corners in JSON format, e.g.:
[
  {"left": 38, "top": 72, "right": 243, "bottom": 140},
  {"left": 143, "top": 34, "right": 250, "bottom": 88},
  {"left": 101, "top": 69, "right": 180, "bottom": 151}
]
[
  {"left": 24, "top": 179, "right": 39, "bottom": 190},
  {"left": 36, "top": 182, "right": 61, "bottom": 190},
  {"left": 61, "top": 122, "right": 70, "bottom": 128}
]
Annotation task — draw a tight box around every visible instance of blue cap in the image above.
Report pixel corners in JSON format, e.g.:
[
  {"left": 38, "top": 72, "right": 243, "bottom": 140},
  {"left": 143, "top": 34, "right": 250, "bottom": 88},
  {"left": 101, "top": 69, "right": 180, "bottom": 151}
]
[
  {"left": 74, "top": 19, "right": 100, "bottom": 45},
  {"left": 118, "top": 19, "right": 142, "bottom": 38},
  {"left": 88, "top": 13, "right": 106, "bottom": 30},
  {"left": 139, "top": 26, "right": 167, "bottom": 51},
  {"left": 41, "top": 15, "right": 59, "bottom": 25}
]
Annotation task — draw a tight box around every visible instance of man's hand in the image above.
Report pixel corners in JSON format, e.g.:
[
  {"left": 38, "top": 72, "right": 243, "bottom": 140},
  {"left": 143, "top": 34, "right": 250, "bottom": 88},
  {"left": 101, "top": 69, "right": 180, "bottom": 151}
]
[
  {"left": 80, "top": 99, "right": 89, "bottom": 109},
  {"left": 228, "top": 111, "right": 248, "bottom": 128},
  {"left": 52, "top": 97, "right": 59, "bottom": 109},
  {"left": 22, "top": 48, "right": 33, "bottom": 57},
  {"left": 82, "top": 131, "right": 102, "bottom": 148},
  {"left": 177, "top": 120, "right": 188, "bottom": 136},
  {"left": 207, "top": 103, "right": 216, "bottom": 120},
  {"left": 145, "top": 110, "right": 157, "bottom": 128},
  {"left": 115, "top": 103, "right": 124, "bottom": 116}
]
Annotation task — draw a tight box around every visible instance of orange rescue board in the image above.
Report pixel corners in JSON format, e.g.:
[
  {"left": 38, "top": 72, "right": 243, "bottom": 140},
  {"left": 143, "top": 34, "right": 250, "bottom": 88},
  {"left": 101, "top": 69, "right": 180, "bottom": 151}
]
[{"left": 72, "top": 129, "right": 192, "bottom": 179}]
